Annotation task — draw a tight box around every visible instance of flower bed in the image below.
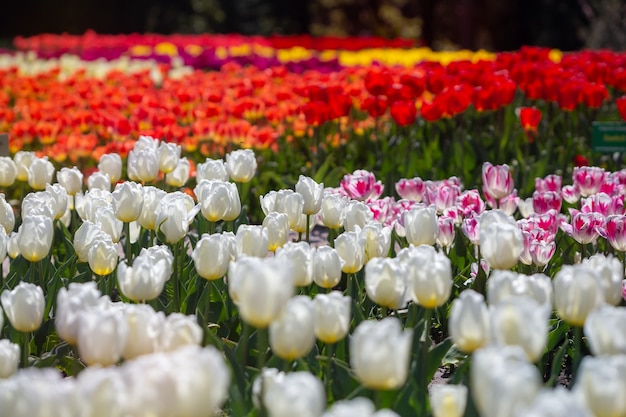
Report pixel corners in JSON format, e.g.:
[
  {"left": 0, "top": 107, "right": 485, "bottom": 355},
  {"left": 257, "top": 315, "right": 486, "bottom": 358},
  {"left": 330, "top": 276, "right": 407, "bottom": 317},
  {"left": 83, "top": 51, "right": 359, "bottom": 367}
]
[{"left": 0, "top": 41, "right": 625, "bottom": 417}]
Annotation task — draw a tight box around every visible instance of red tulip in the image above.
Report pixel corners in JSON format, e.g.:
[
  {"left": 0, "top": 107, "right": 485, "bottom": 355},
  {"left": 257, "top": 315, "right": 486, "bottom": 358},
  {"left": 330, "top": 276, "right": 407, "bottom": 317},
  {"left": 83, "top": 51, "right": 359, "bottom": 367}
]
[
  {"left": 582, "top": 82, "right": 609, "bottom": 109},
  {"left": 557, "top": 81, "right": 583, "bottom": 111},
  {"left": 518, "top": 107, "right": 541, "bottom": 132},
  {"left": 362, "top": 95, "right": 389, "bottom": 118},
  {"left": 364, "top": 69, "right": 392, "bottom": 97},
  {"left": 573, "top": 154, "right": 589, "bottom": 167},
  {"left": 390, "top": 101, "right": 417, "bottom": 127},
  {"left": 616, "top": 96, "right": 626, "bottom": 121}
]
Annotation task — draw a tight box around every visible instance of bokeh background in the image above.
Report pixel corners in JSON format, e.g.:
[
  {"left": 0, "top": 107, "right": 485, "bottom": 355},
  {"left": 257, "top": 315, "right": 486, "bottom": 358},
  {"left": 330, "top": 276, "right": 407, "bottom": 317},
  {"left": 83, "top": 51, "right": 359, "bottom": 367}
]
[{"left": 0, "top": 0, "right": 625, "bottom": 51}]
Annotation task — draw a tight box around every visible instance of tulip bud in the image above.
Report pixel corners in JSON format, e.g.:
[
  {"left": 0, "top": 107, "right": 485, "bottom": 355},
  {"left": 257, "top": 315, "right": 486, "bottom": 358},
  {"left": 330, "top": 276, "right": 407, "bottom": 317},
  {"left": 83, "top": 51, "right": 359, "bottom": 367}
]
[
  {"left": 471, "top": 345, "right": 541, "bottom": 417},
  {"left": 155, "top": 191, "right": 199, "bottom": 244},
  {"left": 56, "top": 166, "right": 83, "bottom": 196},
  {"left": 335, "top": 230, "right": 366, "bottom": 273},
  {"left": 430, "top": 385, "right": 468, "bottom": 417},
  {"left": 312, "top": 246, "right": 343, "bottom": 289},
  {"left": 449, "top": 290, "right": 490, "bottom": 353},
  {"left": 98, "top": 153, "right": 122, "bottom": 183},
  {"left": 160, "top": 313, "right": 203, "bottom": 351},
  {"left": 87, "top": 171, "right": 111, "bottom": 191},
  {"left": 275, "top": 241, "right": 313, "bottom": 286},
  {"left": 158, "top": 142, "right": 181, "bottom": 174},
  {"left": 27, "top": 156, "right": 55, "bottom": 190},
  {"left": 14, "top": 151, "right": 35, "bottom": 182},
  {"left": 0, "top": 194, "right": 14, "bottom": 234},
  {"left": 269, "top": 296, "right": 316, "bottom": 360},
  {"left": 7, "top": 231, "right": 19, "bottom": 259},
  {"left": 77, "top": 306, "right": 128, "bottom": 366},
  {"left": 192, "top": 232, "right": 234, "bottom": 280},
  {"left": 272, "top": 189, "right": 304, "bottom": 230},
  {"left": 93, "top": 205, "right": 123, "bottom": 243},
  {"left": 405, "top": 246, "right": 452, "bottom": 308},
  {"left": 88, "top": 234, "right": 118, "bottom": 276},
  {"left": 582, "top": 254, "right": 624, "bottom": 306},
  {"left": 55, "top": 282, "right": 103, "bottom": 344},
  {"left": 117, "top": 245, "right": 173, "bottom": 302},
  {"left": 225, "top": 149, "right": 257, "bottom": 183},
  {"left": 112, "top": 181, "right": 144, "bottom": 223},
  {"left": 196, "top": 179, "right": 241, "bottom": 222},
  {"left": 262, "top": 211, "right": 290, "bottom": 252},
  {"left": 1, "top": 282, "right": 45, "bottom": 332},
  {"left": 0, "top": 156, "right": 17, "bottom": 187},
  {"left": 554, "top": 265, "right": 604, "bottom": 326},
  {"left": 45, "top": 184, "right": 68, "bottom": 220},
  {"left": 574, "top": 355, "right": 626, "bottom": 417},
  {"left": 361, "top": 222, "right": 391, "bottom": 262},
  {"left": 403, "top": 204, "right": 437, "bottom": 246},
  {"left": 196, "top": 158, "right": 229, "bottom": 182},
  {"left": 313, "top": 291, "right": 351, "bottom": 344},
  {"left": 365, "top": 257, "right": 408, "bottom": 309},
  {"left": 263, "top": 371, "right": 326, "bottom": 417},
  {"left": 228, "top": 256, "right": 294, "bottom": 328},
  {"left": 318, "top": 193, "right": 347, "bottom": 229},
  {"left": 165, "top": 157, "right": 190, "bottom": 187},
  {"left": 583, "top": 305, "right": 626, "bottom": 356},
  {"left": 482, "top": 162, "right": 514, "bottom": 200},
  {"left": 350, "top": 317, "right": 412, "bottom": 390},
  {"left": 0, "top": 339, "right": 20, "bottom": 378},
  {"left": 127, "top": 148, "right": 159, "bottom": 183},
  {"left": 479, "top": 210, "right": 523, "bottom": 270},
  {"left": 490, "top": 296, "right": 549, "bottom": 362},
  {"left": 137, "top": 186, "right": 167, "bottom": 231},
  {"left": 17, "top": 214, "right": 53, "bottom": 262},
  {"left": 235, "top": 224, "right": 268, "bottom": 258},
  {"left": 296, "top": 175, "right": 324, "bottom": 215},
  {"left": 343, "top": 200, "right": 373, "bottom": 231}
]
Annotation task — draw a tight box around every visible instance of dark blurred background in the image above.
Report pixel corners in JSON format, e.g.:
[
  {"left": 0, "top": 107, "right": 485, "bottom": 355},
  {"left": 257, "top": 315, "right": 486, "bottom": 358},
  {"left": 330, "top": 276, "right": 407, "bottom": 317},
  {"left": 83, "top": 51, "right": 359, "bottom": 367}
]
[{"left": 0, "top": 0, "right": 625, "bottom": 51}]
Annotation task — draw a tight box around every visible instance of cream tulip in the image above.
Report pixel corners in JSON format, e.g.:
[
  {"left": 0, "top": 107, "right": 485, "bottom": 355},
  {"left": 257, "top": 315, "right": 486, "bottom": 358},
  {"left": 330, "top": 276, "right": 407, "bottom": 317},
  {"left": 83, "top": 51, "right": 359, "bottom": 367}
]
[
  {"left": 155, "top": 191, "right": 199, "bottom": 244},
  {"left": 553, "top": 265, "right": 603, "bottom": 327},
  {"left": 192, "top": 232, "right": 234, "bottom": 280},
  {"left": 127, "top": 148, "right": 159, "bottom": 183},
  {"left": 406, "top": 246, "right": 452, "bottom": 309},
  {"left": 487, "top": 270, "right": 553, "bottom": 311},
  {"left": 13, "top": 150, "right": 35, "bottom": 182},
  {"left": 479, "top": 210, "right": 523, "bottom": 270},
  {"left": 583, "top": 305, "right": 626, "bottom": 355},
  {"left": 403, "top": 204, "right": 437, "bottom": 246},
  {"left": 449, "top": 289, "right": 490, "bottom": 353},
  {"left": 489, "top": 297, "right": 549, "bottom": 362},
  {"left": 296, "top": 175, "right": 324, "bottom": 215},
  {"left": 56, "top": 166, "right": 83, "bottom": 196},
  {"left": 87, "top": 171, "right": 111, "bottom": 191},
  {"left": 364, "top": 257, "right": 408, "bottom": 309},
  {"left": 196, "top": 179, "right": 241, "bottom": 222},
  {"left": 335, "top": 230, "right": 366, "bottom": 273},
  {"left": 582, "top": 254, "right": 624, "bottom": 306},
  {"left": 1, "top": 282, "right": 45, "bottom": 332},
  {"left": 159, "top": 313, "right": 204, "bottom": 352},
  {"left": 98, "top": 153, "right": 122, "bottom": 183},
  {"left": 73, "top": 221, "right": 105, "bottom": 262},
  {"left": 165, "top": 157, "right": 190, "bottom": 187},
  {"left": 514, "top": 387, "right": 593, "bottom": 417},
  {"left": 574, "top": 355, "right": 626, "bottom": 417},
  {"left": 157, "top": 142, "right": 181, "bottom": 174},
  {"left": 88, "top": 234, "right": 118, "bottom": 276},
  {"left": 313, "top": 291, "right": 351, "bottom": 344},
  {"left": 228, "top": 256, "right": 294, "bottom": 328},
  {"left": 275, "top": 241, "right": 313, "bottom": 286},
  {"left": 17, "top": 214, "right": 53, "bottom": 262},
  {"left": 121, "top": 304, "right": 164, "bottom": 360},
  {"left": 263, "top": 211, "right": 290, "bottom": 251},
  {"left": 263, "top": 371, "right": 326, "bottom": 417},
  {"left": 77, "top": 307, "right": 128, "bottom": 366},
  {"left": 27, "top": 156, "right": 55, "bottom": 190},
  {"left": 196, "top": 158, "right": 229, "bottom": 182},
  {"left": 112, "top": 181, "right": 144, "bottom": 223},
  {"left": 360, "top": 222, "right": 392, "bottom": 262},
  {"left": 45, "top": 183, "right": 69, "bottom": 220},
  {"left": 225, "top": 148, "right": 257, "bottom": 183},
  {"left": 269, "top": 296, "right": 316, "bottom": 360},
  {"left": 350, "top": 317, "right": 412, "bottom": 390},
  {"left": 312, "top": 246, "right": 343, "bottom": 289},
  {"left": 0, "top": 194, "right": 14, "bottom": 234},
  {"left": 0, "top": 157, "right": 17, "bottom": 187},
  {"left": 430, "top": 385, "right": 468, "bottom": 417},
  {"left": 117, "top": 246, "right": 173, "bottom": 302},
  {"left": 318, "top": 193, "right": 347, "bottom": 229},
  {"left": 55, "top": 281, "right": 103, "bottom": 344},
  {"left": 235, "top": 224, "right": 268, "bottom": 258},
  {"left": 137, "top": 186, "right": 167, "bottom": 230},
  {"left": 0, "top": 339, "right": 20, "bottom": 378},
  {"left": 343, "top": 200, "right": 373, "bottom": 231},
  {"left": 273, "top": 189, "right": 305, "bottom": 229}
]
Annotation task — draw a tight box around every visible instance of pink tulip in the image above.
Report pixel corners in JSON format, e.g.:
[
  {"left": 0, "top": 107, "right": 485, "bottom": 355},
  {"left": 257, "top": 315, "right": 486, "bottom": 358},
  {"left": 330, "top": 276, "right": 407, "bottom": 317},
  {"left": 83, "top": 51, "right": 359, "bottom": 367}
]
[
  {"left": 499, "top": 190, "right": 520, "bottom": 216},
  {"left": 532, "top": 191, "right": 562, "bottom": 214},
  {"left": 427, "top": 184, "right": 461, "bottom": 214},
  {"left": 367, "top": 196, "right": 395, "bottom": 225},
  {"left": 581, "top": 193, "right": 624, "bottom": 216},
  {"left": 561, "top": 209, "right": 605, "bottom": 244},
  {"left": 530, "top": 240, "right": 556, "bottom": 267},
  {"left": 572, "top": 166, "right": 606, "bottom": 197},
  {"left": 535, "top": 174, "right": 562, "bottom": 193},
  {"left": 395, "top": 177, "right": 425, "bottom": 202},
  {"left": 561, "top": 184, "right": 581, "bottom": 204},
  {"left": 462, "top": 215, "right": 480, "bottom": 245},
  {"left": 482, "top": 162, "right": 514, "bottom": 200},
  {"left": 340, "top": 170, "right": 383, "bottom": 201},
  {"left": 437, "top": 217, "right": 456, "bottom": 248},
  {"left": 456, "top": 190, "right": 486, "bottom": 217},
  {"left": 601, "top": 215, "right": 626, "bottom": 251}
]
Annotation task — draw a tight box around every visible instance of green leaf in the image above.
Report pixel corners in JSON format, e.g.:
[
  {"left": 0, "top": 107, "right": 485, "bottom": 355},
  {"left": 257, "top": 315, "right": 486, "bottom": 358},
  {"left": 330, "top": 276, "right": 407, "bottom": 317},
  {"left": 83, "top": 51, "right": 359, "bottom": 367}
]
[{"left": 427, "top": 338, "right": 453, "bottom": 382}]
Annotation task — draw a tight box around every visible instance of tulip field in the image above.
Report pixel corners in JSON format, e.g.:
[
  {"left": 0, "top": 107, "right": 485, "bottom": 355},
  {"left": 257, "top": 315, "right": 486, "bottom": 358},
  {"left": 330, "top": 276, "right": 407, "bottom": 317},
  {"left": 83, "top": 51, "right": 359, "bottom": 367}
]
[{"left": 1, "top": 33, "right": 626, "bottom": 417}]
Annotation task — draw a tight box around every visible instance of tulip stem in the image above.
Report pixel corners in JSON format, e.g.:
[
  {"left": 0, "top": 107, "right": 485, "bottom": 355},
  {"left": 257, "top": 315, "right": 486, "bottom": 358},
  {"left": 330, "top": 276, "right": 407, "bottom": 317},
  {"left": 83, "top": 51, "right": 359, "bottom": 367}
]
[
  {"left": 171, "top": 242, "right": 181, "bottom": 313},
  {"left": 571, "top": 326, "right": 584, "bottom": 382},
  {"left": 237, "top": 323, "right": 251, "bottom": 365},
  {"left": 257, "top": 327, "right": 268, "bottom": 370},
  {"left": 124, "top": 222, "right": 132, "bottom": 264},
  {"left": 325, "top": 342, "right": 335, "bottom": 400},
  {"left": 21, "top": 332, "right": 30, "bottom": 368},
  {"left": 306, "top": 215, "right": 311, "bottom": 243}
]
